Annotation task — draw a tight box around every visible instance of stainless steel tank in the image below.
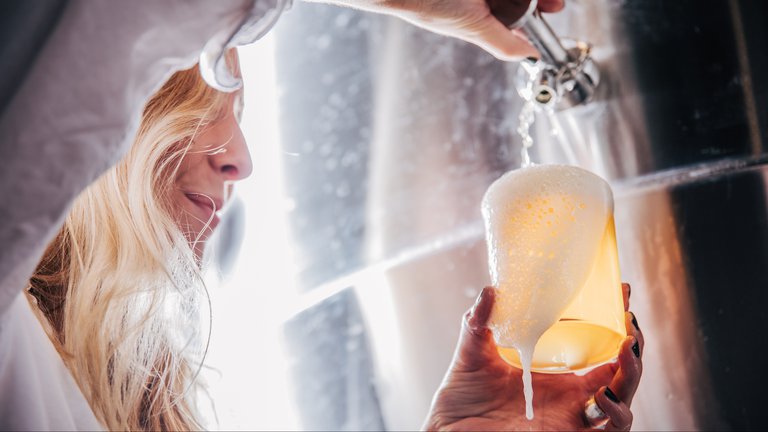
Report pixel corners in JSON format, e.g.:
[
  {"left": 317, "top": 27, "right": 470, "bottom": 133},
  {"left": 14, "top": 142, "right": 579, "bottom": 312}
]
[
  {"left": 530, "top": 1, "right": 768, "bottom": 429},
  {"left": 272, "top": 1, "right": 768, "bottom": 430}
]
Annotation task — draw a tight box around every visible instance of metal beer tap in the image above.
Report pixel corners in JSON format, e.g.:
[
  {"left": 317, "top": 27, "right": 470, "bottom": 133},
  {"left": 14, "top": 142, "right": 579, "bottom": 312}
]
[{"left": 490, "top": 0, "right": 600, "bottom": 110}]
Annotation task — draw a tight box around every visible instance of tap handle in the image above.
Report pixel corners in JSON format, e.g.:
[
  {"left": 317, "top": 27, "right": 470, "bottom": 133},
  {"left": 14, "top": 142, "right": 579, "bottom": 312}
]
[{"left": 487, "top": 0, "right": 538, "bottom": 28}]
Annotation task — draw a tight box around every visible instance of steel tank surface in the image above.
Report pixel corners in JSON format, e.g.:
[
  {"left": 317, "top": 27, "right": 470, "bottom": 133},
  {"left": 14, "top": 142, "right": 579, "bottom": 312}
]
[
  {"left": 533, "top": 1, "right": 768, "bottom": 429},
  {"left": 271, "top": 1, "right": 768, "bottom": 430}
]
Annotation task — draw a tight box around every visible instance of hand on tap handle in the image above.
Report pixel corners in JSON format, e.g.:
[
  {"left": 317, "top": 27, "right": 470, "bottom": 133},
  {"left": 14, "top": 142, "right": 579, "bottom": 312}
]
[
  {"left": 423, "top": 283, "right": 644, "bottom": 431},
  {"left": 311, "top": 0, "right": 564, "bottom": 61}
]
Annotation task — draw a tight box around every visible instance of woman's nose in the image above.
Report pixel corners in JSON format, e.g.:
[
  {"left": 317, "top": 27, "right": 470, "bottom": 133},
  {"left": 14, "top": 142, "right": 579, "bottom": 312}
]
[{"left": 208, "top": 119, "right": 253, "bottom": 181}]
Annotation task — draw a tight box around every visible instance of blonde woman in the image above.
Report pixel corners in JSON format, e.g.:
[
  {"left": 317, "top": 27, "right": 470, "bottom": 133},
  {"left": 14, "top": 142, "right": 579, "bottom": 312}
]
[{"left": 25, "top": 51, "right": 249, "bottom": 430}]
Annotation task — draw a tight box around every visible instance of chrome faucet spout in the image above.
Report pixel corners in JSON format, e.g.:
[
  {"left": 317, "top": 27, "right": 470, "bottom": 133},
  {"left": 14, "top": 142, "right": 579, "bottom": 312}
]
[{"left": 491, "top": 0, "right": 600, "bottom": 109}]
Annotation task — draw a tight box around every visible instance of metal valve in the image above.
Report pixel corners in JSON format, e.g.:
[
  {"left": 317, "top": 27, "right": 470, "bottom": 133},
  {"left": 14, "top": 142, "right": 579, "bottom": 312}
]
[{"left": 490, "top": 0, "right": 600, "bottom": 110}]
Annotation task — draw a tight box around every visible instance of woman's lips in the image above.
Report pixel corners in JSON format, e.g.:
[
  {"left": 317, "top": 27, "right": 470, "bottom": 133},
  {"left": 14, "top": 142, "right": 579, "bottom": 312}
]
[{"left": 184, "top": 192, "right": 223, "bottom": 226}]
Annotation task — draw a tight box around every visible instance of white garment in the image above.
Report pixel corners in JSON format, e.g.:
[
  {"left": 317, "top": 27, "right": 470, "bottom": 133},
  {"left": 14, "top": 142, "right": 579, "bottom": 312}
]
[
  {"left": 0, "top": 1, "right": 256, "bottom": 429},
  {"left": 0, "top": 295, "right": 102, "bottom": 431}
]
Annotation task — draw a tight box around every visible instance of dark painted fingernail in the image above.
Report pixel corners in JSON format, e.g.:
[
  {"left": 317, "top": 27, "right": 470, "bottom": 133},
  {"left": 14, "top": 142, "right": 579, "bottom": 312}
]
[
  {"left": 631, "top": 312, "right": 640, "bottom": 331},
  {"left": 605, "top": 387, "right": 620, "bottom": 403},
  {"left": 632, "top": 340, "right": 641, "bottom": 358}
]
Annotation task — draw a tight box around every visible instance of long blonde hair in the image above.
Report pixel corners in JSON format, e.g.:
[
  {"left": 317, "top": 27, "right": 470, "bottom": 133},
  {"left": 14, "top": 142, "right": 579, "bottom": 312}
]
[{"left": 27, "top": 54, "right": 238, "bottom": 430}]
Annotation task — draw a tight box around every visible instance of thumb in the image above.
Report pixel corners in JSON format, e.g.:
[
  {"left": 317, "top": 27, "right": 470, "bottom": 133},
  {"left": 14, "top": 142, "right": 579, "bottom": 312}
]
[
  {"left": 454, "top": 286, "right": 501, "bottom": 370},
  {"left": 465, "top": 16, "right": 538, "bottom": 61}
]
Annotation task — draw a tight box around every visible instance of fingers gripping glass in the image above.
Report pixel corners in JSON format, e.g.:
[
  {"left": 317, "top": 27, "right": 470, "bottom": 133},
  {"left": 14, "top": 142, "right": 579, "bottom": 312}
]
[{"left": 199, "top": 0, "right": 293, "bottom": 93}]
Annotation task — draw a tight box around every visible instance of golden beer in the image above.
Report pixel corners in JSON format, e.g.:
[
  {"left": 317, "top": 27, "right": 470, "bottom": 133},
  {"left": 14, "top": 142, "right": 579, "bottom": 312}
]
[{"left": 482, "top": 164, "right": 626, "bottom": 375}]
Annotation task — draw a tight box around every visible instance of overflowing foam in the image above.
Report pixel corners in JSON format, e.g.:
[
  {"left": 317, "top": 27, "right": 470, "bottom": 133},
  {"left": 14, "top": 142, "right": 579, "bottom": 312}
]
[{"left": 481, "top": 164, "right": 613, "bottom": 419}]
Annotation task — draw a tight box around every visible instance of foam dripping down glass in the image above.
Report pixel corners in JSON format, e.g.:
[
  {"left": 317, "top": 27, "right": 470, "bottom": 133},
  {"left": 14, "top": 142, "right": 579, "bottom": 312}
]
[{"left": 481, "top": 164, "right": 626, "bottom": 420}]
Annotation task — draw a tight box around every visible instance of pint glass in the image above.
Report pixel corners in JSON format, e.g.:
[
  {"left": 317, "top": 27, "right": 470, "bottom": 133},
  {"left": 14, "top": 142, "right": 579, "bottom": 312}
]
[{"left": 481, "top": 164, "right": 626, "bottom": 374}]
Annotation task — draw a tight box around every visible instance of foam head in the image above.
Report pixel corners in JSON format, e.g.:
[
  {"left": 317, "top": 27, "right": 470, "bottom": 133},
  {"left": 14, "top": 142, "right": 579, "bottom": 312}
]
[{"left": 481, "top": 164, "right": 614, "bottom": 350}]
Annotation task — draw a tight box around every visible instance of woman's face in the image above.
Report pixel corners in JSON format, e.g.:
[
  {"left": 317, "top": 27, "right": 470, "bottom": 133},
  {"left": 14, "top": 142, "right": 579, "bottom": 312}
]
[{"left": 172, "top": 94, "right": 252, "bottom": 258}]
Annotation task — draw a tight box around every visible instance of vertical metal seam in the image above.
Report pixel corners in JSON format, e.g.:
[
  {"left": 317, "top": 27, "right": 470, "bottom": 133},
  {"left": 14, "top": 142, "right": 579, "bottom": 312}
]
[{"left": 728, "top": 0, "right": 763, "bottom": 157}]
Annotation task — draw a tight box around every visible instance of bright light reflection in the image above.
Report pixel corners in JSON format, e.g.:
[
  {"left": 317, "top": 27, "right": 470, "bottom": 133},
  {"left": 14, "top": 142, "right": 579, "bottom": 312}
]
[{"left": 201, "top": 34, "right": 300, "bottom": 430}]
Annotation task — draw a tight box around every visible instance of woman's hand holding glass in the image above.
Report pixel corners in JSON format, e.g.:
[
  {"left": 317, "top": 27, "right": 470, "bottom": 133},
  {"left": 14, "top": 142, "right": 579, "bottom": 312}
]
[{"left": 424, "top": 283, "right": 643, "bottom": 431}]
